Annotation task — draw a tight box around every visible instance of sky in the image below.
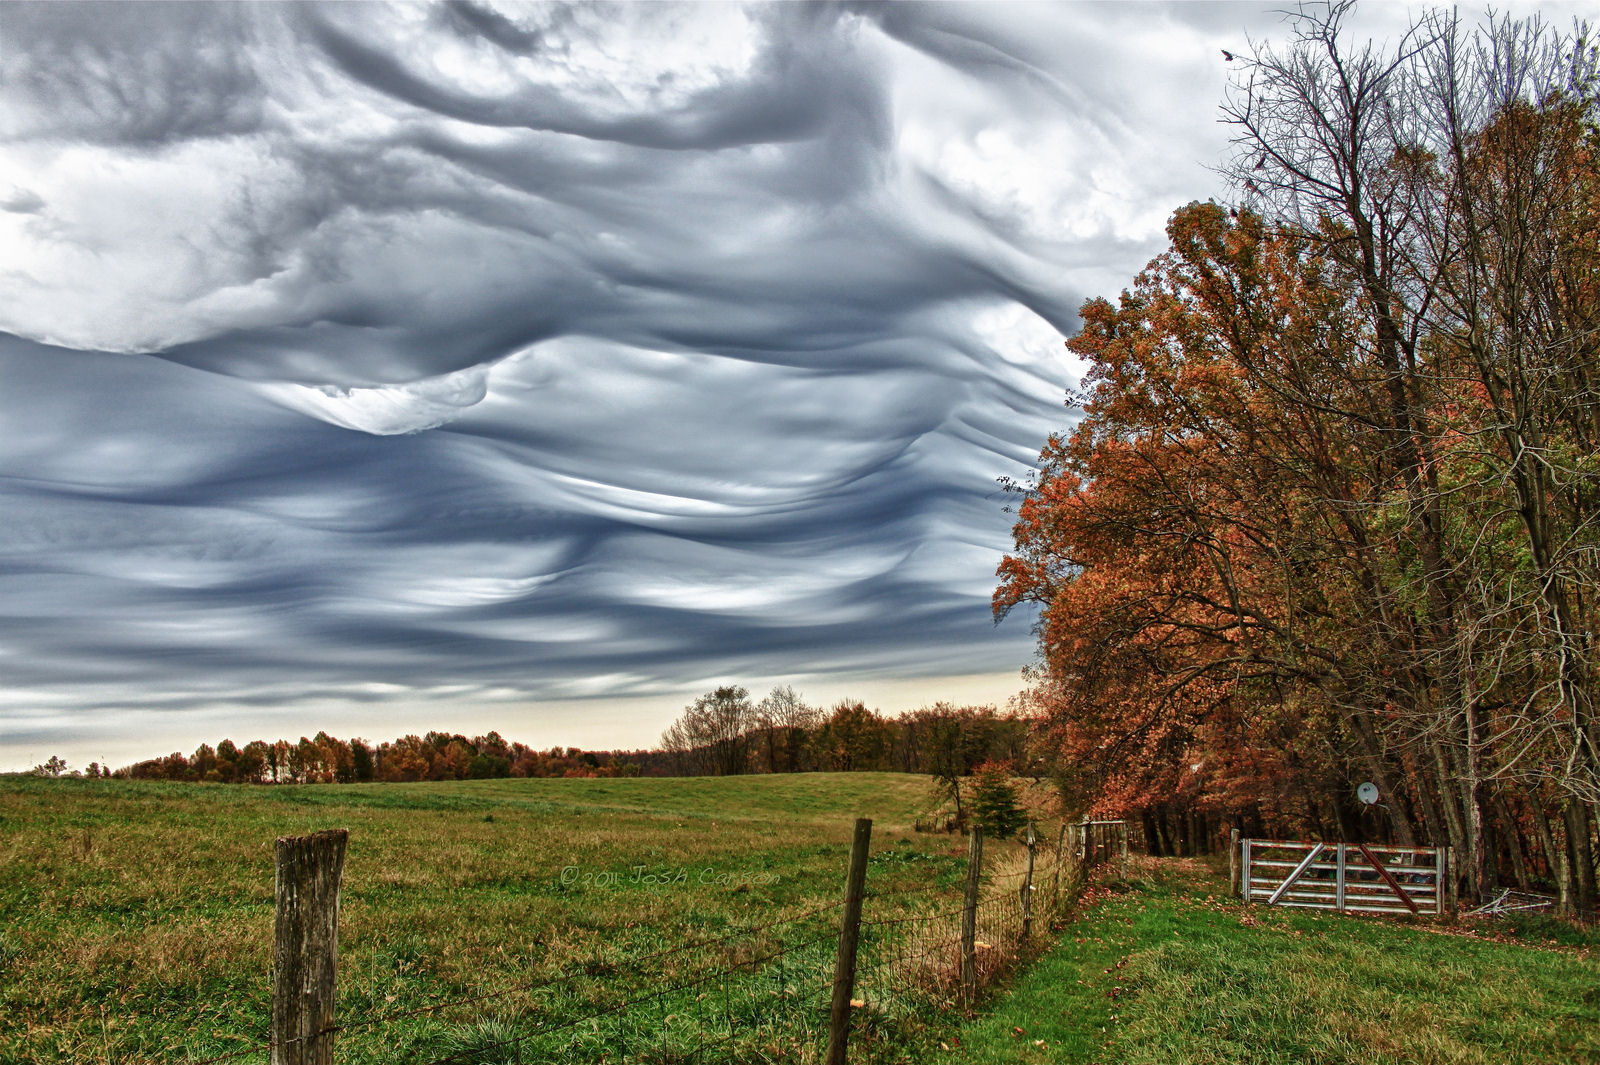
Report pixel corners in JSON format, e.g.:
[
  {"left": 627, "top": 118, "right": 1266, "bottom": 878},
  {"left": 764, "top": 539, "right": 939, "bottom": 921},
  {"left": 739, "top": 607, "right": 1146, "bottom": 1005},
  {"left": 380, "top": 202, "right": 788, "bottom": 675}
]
[{"left": 1, "top": 0, "right": 1577, "bottom": 771}]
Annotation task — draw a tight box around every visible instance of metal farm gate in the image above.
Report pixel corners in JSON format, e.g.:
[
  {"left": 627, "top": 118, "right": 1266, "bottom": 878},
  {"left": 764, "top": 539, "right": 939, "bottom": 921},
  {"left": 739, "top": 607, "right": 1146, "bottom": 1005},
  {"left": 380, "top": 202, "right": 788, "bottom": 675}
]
[{"left": 1240, "top": 840, "right": 1449, "bottom": 916}]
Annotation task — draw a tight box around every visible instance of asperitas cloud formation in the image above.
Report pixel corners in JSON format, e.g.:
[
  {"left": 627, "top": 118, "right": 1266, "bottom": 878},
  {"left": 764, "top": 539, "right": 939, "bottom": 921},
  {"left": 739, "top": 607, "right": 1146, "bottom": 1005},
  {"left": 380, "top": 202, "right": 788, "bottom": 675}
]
[{"left": 0, "top": 1, "right": 1410, "bottom": 765}]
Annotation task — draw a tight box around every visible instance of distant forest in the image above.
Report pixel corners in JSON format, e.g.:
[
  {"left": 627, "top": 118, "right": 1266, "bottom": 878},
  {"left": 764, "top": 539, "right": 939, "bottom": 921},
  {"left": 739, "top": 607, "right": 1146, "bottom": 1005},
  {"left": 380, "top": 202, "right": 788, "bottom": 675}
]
[{"left": 78, "top": 686, "right": 1035, "bottom": 791}]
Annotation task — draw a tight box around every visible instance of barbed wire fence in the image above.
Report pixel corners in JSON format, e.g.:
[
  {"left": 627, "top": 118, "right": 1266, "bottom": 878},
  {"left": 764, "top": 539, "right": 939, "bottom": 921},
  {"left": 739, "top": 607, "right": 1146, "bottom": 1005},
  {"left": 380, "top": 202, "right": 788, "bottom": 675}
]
[{"left": 149, "top": 817, "right": 1120, "bottom": 1065}]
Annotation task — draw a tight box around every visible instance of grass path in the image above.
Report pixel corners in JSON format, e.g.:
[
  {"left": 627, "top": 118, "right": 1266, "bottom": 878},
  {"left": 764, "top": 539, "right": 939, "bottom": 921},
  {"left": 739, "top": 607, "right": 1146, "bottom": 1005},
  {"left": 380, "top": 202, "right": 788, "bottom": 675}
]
[{"left": 946, "top": 858, "right": 1599, "bottom": 1065}]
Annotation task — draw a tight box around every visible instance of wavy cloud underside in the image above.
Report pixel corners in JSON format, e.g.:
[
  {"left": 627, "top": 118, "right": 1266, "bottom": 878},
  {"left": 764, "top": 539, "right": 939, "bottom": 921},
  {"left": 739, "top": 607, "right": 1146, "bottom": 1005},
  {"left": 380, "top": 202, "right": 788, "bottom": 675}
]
[{"left": 0, "top": 1, "right": 1380, "bottom": 754}]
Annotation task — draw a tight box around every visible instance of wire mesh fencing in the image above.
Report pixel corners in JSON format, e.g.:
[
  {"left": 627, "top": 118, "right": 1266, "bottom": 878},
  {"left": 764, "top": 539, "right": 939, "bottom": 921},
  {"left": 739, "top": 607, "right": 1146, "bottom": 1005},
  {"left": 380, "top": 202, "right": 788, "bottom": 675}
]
[{"left": 158, "top": 818, "right": 1104, "bottom": 1065}]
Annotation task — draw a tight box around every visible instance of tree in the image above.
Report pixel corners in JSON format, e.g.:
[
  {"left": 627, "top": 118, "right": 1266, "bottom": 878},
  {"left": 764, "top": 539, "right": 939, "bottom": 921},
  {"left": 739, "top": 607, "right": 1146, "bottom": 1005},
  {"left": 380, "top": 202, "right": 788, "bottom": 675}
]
[
  {"left": 1219, "top": 0, "right": 1599, "bottom": 898},
  {"left": 970, "top": 761, "right": 1028, "bottom": 840},
  {"left": 662, "top": 686, "right": 755, "bottom": 775},
  {"left": 350, "top": 738, "right": 375, "bottom": 782},
  {"left": 754, "top": 685, "right": 818, "bottom": 772},
  {"left": 814, "top": 700, "right": 887, "bottom": 771},
  {"left": 998, "top": 2, "right": 1599, "bottom": 907},
  {"left": 33, "top": 755, "right": 67, "bottom": 778}
]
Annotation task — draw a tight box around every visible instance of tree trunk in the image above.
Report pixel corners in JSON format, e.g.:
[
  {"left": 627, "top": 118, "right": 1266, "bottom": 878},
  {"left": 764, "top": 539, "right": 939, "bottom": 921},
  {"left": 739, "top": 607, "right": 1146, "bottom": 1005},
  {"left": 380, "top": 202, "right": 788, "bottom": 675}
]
[
  {"left": 1143, "top": 808, "right": 1165, "bottom": 857},
  {"left": 1563, "top": 800, "right": 1597, "bottom": 916},
  {"left": 1348, "top": 714, "right": 1417, "bottom": 845},
  {"left": 1429, "top": 741, "right": 1470, "bottom": 894},
  {"left": 1405, "top": 752, "right": 1444, "bottom": 846},
  {"left": 1493, "top": 795, "right": 1531, "bottom": 889},
  {"left": 1530, "top": 801, "right": 1559, "bottom": 883}
]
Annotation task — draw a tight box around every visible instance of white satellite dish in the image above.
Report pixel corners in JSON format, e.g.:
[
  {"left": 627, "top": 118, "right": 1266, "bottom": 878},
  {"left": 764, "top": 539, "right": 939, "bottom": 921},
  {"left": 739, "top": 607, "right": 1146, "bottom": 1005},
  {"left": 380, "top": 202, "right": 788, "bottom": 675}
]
[{"left": 1356, "top": 781, "right": 1380, "bottom": 805}]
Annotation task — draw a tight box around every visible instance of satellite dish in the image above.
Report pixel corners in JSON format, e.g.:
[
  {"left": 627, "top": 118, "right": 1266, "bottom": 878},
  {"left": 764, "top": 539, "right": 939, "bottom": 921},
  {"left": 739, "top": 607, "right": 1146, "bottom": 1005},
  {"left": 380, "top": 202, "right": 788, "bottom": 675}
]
[{"left": 1356, "top": 782, "right": 1380, "bottom": 805}]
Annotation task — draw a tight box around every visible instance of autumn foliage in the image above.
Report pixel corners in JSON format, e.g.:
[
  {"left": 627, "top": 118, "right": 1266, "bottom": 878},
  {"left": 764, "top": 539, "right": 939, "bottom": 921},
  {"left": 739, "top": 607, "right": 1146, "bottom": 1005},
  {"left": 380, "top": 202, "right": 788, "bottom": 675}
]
[
  {"left": 117, "top": 731, "right": 644, "bottom": 784},
  {"left": 998, "top": 5, "right": 1600, "bottom": 912},
  {"left": 106, "top": 696, "right": 1041, "bottom": 789}
]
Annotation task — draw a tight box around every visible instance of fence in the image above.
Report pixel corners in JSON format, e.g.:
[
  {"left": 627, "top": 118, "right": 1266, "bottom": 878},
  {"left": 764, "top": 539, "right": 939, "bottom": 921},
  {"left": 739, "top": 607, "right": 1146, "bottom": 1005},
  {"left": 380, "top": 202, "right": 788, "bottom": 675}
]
[
  {"left": 1066, "top": 819, "right": 1128, "bottom": 878},
  {"left": 165, "top": 818, "right": 1098, "bottom": 1065},
  {"left": 1239, "top": 838, "right": 1448, "bottom": 916}
]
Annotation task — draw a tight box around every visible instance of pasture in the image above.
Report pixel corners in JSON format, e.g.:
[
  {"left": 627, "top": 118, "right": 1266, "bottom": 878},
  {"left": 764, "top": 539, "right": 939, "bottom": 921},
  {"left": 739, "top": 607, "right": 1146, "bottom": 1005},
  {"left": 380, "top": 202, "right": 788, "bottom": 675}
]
[
  {"left": 12, "top": 772, "right": 1589, "bottom": 1065},
  {"left": 0, "top": 772, "right": 1047, "bottom": 1064}
]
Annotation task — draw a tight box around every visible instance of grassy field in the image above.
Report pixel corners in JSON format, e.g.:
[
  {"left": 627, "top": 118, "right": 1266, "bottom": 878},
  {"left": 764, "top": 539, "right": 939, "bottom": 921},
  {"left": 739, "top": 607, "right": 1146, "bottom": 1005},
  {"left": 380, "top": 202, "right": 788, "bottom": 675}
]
[
  {"left": 946, "top": 857, "right": 1600, "bottom": 1065},
  {"left": 1, "top": 772, "right": 1058, "bottom": 1065}
]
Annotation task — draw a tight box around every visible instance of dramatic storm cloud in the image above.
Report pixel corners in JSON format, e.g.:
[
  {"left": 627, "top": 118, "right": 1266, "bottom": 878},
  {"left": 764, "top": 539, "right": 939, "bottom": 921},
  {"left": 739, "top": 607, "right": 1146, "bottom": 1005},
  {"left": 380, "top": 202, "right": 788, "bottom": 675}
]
[{"left": 0, "top": 1, "right": 1441, "bottom": 765}]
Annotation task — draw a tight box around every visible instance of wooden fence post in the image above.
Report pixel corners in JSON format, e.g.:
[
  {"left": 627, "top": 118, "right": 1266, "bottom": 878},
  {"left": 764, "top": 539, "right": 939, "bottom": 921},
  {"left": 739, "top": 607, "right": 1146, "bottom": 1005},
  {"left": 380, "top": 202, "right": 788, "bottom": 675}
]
[
  {"left": 1447, "top": 847, "right": 1459, "bottom": 914},
  {"left": 1435, "top": 844, "right": 1446, "bottom": 915},
  {"left": 825, "top": 817, "right": 872, "bottom": 1065},
  {"left": 1119, "top": 821, "right": 1128, "bottom": 879},
  {"left": 1053, "top": 823, "right": 1067, "bottom": 905},
  {"left": 960, "top": 825, "right": 984, "bottom": 1002},
  {"left": 1229, "top": 828, "right": 1240, "bottom": 897},
  {"left": 1020, "top": 823, "right": 1036, "bottom": 941},
  {"left": 273, "top": 828, "right": 348, "bottom": 1065}
]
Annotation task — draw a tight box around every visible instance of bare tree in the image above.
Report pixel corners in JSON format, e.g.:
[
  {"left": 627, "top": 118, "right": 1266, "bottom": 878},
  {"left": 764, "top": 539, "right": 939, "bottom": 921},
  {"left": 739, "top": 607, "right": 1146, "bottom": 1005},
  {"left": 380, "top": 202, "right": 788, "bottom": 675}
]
[
  {"left": 754, "top": 685, "right": 818, "bottom": 772},
  {"left": 1218, "top": 0, "right": 1598, "bottom": 901},
  {"left": 670, "top": 685, "right": 755, "bottom": 776}
]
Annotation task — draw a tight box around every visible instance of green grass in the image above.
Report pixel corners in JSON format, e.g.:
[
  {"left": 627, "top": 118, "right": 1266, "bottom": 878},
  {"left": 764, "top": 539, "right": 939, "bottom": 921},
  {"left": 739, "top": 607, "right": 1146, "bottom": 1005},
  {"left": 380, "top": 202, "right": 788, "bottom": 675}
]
[
  {"left": 1, "top": 772, "right": 1054, "bottom": 1065},
  {"left": 944, "top": 858, "right": 1599, "bottom": 1065}
]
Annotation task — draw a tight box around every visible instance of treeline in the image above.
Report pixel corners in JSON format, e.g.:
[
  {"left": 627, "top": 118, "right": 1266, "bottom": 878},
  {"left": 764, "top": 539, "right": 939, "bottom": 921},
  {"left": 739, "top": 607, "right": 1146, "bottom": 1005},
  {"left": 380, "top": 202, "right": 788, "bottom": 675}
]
[
  {"left": 104, "top": 690, "right": 1039, "bottom": 787},
  {"left": 117, "top": 732, "right": 653, "bottom": 784},
  {"left": 657, "top": 685, "right": 1035, "bottom": 777},
  {"left": 997, "top": 5, "right": 1600, "bottom": 912}
]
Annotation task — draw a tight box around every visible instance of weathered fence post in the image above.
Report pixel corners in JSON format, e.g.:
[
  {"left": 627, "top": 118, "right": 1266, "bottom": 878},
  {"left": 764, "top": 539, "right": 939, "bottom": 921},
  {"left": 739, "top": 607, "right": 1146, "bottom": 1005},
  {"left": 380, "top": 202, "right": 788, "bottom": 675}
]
[
  {"left": 1440, "top": 837, "right": 1452, "bottom": 914},
  {"left": 273, "top": 828, "right": 348, "bottom": 1065},
  {"left": 1053, "top": 822, "right": 1067, "bottom": 904},
  {"left": 960, "top": 825, "right": 984, "bottom": 1002},
  {"left": 825, "top": 817, "right": 872, "bottom": 1065},
  {"left": 1020, "top": 823, "right": 1036, "bottom": 941},
  {"left": 1119, "top": 821, "right": 1128, "bottom": 879},
  {"left": 1447, "top": 847, "right": 1459, "bottom": 914},
  {"left": 1229, "top": 828, "right": 1240, "bottom": 897}
]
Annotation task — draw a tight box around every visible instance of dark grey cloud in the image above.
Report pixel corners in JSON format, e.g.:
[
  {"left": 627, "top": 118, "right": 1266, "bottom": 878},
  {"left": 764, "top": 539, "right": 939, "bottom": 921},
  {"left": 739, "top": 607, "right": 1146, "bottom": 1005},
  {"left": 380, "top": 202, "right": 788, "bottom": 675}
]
[
  {"left": 0, "top": 1, "right": 268, "bottom": 145},
  {"left": 0, "top": 0, "right": 1333, "bottom": 765}
]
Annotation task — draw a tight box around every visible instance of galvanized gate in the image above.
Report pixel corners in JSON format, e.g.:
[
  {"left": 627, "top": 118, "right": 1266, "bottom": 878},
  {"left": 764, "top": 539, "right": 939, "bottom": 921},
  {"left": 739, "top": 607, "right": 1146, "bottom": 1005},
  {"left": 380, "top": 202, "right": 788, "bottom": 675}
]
[{"left": 1241, "top": 839, "right": 1448, "bottom": 915}]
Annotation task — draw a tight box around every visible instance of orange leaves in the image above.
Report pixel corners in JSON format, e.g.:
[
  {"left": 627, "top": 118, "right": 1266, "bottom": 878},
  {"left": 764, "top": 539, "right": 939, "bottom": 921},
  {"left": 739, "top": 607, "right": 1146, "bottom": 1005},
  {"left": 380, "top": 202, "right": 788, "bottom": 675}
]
[{"left": 997, "top": 202, "right": 1409, "bottom": 830}]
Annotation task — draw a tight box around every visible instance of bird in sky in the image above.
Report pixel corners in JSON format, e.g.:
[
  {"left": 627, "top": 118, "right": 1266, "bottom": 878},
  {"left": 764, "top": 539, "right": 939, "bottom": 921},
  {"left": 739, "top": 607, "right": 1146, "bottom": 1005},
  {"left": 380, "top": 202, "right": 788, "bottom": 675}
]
[{"left": 1222, "top": 49, "right": 1235, "bottom": 61}]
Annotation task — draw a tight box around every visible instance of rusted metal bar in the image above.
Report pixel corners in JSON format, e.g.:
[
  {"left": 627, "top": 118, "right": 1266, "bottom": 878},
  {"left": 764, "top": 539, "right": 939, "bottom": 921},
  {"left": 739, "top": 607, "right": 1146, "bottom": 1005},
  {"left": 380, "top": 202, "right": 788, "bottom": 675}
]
[{"left": 1353, "top": 843, "right": 1420, "bottom": 915}]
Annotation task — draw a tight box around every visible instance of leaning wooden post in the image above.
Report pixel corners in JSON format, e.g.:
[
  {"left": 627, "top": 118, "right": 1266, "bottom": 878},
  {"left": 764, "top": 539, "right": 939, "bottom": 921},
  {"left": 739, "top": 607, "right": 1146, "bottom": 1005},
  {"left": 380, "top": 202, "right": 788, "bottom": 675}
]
[
  {"left": 960, "top": 825, "right": 984, "bottom": 1002},
  {"left": 1020, "top": 823, "right": 1037, "bottom": 941},
  {"left": 273, "top": 828, "right": 348, "bottom": 1065},
  {"left": 1053, "top": 822, "right": 1068, "bottom": 904},
  {"left": 825, "top": 817, "right": 872, "bottom": 1065},
  {"left": 1229, "top": 828, "right": 1241, "bottom": 897}
]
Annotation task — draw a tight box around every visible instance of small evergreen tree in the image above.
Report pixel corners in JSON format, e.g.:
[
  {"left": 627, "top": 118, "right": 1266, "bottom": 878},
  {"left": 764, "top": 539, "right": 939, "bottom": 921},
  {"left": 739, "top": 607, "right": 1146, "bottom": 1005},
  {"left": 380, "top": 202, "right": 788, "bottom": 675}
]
[{"left": 970, "top": 760, "right": 1027, "bottom": 839}]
